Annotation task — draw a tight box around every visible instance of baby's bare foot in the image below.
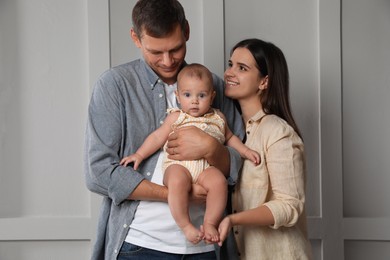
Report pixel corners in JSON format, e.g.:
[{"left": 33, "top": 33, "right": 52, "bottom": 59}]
[
  {"left": 203, "top": 223, "right": 220, "bottom": 242},
  {"left": 182, "top": 224, "right": 203, "bottom": 244}
]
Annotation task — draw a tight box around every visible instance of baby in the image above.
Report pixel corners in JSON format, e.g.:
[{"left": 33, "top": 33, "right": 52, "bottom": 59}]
[{"left": 121, "top": 63, "right": 260, "bottom": 243}]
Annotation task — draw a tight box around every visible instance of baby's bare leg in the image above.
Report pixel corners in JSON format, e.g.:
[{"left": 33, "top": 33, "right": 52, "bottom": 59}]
[
  {"left": 196, "top": 166, "right": 227, "bottom": 242},
  {"left": 164, "top": 164, "right": 203, "bottom": 244}
]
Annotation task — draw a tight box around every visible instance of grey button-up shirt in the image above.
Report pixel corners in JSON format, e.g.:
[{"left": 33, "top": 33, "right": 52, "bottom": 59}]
[{"left": 84, "top": 59, "right": 244, "bottom": 260}]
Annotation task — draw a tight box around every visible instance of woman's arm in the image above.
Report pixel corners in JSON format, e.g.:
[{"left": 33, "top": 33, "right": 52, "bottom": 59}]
[{"left": 218, "top": 205, "right": 274, "bottom": 246}]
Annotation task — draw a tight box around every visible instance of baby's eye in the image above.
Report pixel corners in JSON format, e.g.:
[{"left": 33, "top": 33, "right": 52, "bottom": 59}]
[{"left": 184, "top": 93, "right": 190, "bottom": 97}]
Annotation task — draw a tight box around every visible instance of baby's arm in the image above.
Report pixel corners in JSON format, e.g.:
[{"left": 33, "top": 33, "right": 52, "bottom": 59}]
[
  {"left": 217, "top": 110, "right": 260, "bottom": 165},
  {"left": 120, "top": 112, "right": 179, "bottom": 170},
  {"left": 226, "top": 134, "right": 260, "bottom": 165}
]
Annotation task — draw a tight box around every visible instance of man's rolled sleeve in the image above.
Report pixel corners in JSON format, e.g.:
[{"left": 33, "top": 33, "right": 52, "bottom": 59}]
[{"left": 226, "top": 146, "right": 242, "bottom": 186}]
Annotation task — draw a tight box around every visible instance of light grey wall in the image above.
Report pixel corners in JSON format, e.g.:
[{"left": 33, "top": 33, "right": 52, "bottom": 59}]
[
  {"left": 342, "top": 0, "right": 390, "bottom": 258},
  {"left": 1, "top": 0, "right": 389, "bottom": 259},
  {"left": 0, "top": 0, "right": 91, "bottom": 259},
  {"left": 342, "top": 0, "right": 390, "bottom": 218}
]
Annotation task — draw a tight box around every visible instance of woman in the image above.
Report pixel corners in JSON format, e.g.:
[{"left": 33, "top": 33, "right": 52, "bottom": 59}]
[{"left": 218, "top": 38, "right": 312, "bottom": 259}]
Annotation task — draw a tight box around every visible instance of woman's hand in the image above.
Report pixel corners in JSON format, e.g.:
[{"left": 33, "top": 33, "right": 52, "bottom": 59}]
[{"left": 217, "top": 216, "right": 233, "bottom": 246}]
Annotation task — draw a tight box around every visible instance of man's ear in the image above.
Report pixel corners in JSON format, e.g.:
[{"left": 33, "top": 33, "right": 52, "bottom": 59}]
[
  {"left": 184, "top": 21, "right": 190, "bottom": 41},
  {"left": 130, "top": 28, "right": 142, "bottom": 48},
  {"left": 259, "top": 75, "right": 269, "bottom": 90}
]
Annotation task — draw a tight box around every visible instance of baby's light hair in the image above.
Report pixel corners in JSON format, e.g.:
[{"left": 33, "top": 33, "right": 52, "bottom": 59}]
[{"left": 178, "top": 63, "right": 214, "bottom": 91}]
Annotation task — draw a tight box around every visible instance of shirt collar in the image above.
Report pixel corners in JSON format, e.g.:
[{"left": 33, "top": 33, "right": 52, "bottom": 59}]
[
  {"left": 248, "top": 109, "right": 267, "bottom": 124},
  {"left": 139, "top": 58, "right": 188, "bottom": 90},
  {"left": 139, "top": 58, "right": 160, "bottom": 90}
]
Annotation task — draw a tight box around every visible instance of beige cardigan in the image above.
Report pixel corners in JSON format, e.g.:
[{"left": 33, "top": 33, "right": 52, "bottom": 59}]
[{"left": 232, "top": 110, "right": 312, "bottom": 260}]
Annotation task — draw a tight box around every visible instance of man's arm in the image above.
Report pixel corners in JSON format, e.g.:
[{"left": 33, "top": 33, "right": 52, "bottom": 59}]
[
  {"left": 127, "top": 179, "right": 168, "bottom": 201},
  {"left": 85, "top": 70, "right": 164, "bottom": 205},
  {"left": 121, "top": 112, "right": 179, "bottom": 169},
  {"left": 136, "top": 112, "right": 178, "bottom": 159}
]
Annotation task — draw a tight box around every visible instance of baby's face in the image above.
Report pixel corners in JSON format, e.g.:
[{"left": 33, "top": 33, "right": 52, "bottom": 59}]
[{"left": 176, "top": 77, "right": 215, "bottom": 117}]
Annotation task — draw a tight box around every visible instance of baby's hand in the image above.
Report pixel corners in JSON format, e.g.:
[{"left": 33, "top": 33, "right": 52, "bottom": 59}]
[
  {"left": 244, "top": 148, "right": 261, "bottom": 165},
  {"left": 120, "top": 153, "right": 144, "bottom": 170}
]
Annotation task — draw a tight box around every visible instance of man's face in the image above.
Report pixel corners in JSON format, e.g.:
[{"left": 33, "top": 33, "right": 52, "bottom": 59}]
[{"left": 131, "top": 24, "right": 188, "bottom": 85}]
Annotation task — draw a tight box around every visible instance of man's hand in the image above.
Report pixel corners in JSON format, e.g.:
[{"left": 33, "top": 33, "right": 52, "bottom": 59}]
[
  {"left": 166, "top": 126, "right": 217, "bottom": 161},
  {"left": 167, "top": 125, "right": 231, "bottom": 176}
]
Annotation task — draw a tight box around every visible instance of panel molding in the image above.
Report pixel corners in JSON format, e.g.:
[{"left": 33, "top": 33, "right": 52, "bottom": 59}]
[
  {"left": 0, "top": 217, "right": 91, "bottom": 241},
  {"left": 319, "top": 0, "right": 344, "bottom": 258},
  {"left": 87, "top": 0, "right": 110, "bottom": 91},
  {"left": 344, "top": 218, "right": 390, "bottom": 240},
  {"left": 307, "top": 216, "right": 324, "bottom": 239},
  {"left": 202, "top": 0, "right": 225, "bottom": 78}
]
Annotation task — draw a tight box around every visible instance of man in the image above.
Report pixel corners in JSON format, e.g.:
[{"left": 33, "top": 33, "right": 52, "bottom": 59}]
[{"left": 84, "top": 0, "right": 243, "bottom": 259}]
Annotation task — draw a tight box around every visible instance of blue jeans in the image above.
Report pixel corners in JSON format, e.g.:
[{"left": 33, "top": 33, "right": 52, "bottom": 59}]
[{"left": 118, "top": 242, "right": 217, "bottom": 260}]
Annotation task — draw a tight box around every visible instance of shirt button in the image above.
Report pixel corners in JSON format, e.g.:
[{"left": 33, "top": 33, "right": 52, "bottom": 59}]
[
  {"left": 158, "top": 79, "right": 162, "bottom": 83},
  {"left": 114, "top": 249, "right": 118, "bottom": 254},
  {"left": 123, "top": 224, "right": 128, "bottom": 228},
  {"left": 159, "top": 120, "right": 164, "bottom": 125},
  {"left": 159, "top": 93, "right": 163, "bottom": 98},
  {"left": 246, "top": 131, "right": 250, "bottom": 135},
  {"left": 146, "top": 172, "right": 151, "bottom": 176}
]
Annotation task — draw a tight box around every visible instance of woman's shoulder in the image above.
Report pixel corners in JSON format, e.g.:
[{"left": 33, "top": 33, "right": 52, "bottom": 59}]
[{"left": 260, "top": 115, "right": 297, "bottom": 138}]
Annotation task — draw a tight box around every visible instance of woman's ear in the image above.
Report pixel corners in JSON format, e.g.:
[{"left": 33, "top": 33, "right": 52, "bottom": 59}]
[{"left": 259, "top": 75, "right": 269, "bottom": 90}]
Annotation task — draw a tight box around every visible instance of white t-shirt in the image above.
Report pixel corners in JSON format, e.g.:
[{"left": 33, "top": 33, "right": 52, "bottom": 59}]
[{"left": 125, "top": 83, "right": 214, "bottom": 254}]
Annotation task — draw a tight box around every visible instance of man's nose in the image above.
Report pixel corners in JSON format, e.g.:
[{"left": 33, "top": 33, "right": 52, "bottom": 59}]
[{"left": 162, "top": 52, "right": 174, "bottom": 67}]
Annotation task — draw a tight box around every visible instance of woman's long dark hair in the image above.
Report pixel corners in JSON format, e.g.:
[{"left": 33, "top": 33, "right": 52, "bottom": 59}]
[{"left": 231, "top": 38, "right": 302, "bottom": 139}]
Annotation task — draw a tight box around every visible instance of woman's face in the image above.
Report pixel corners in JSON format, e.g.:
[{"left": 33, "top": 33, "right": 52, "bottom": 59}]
[{"left": 224, "top": 47, "right": 263, "bottom": 102}]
